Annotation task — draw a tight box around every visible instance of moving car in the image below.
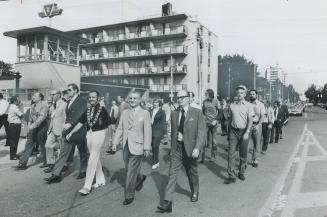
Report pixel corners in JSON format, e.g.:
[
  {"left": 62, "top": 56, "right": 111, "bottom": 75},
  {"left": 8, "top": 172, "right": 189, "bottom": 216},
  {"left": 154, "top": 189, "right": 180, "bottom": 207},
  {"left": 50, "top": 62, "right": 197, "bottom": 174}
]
[{"left": 288, "top": 105, "right": 305, "bottom": 116}]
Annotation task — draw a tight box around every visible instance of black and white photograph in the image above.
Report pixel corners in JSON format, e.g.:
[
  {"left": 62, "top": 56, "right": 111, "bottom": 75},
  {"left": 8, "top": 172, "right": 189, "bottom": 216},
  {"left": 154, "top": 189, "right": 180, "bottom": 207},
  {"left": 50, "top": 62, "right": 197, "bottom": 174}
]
[{"left": 0, "top": 0, "right": 327, "bottom": 216}]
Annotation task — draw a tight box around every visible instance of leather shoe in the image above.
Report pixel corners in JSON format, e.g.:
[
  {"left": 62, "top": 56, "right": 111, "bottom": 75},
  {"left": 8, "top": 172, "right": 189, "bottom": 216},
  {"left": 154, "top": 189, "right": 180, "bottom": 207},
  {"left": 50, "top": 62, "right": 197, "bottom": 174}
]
[
  {"left": 238, "top": 173, "right": 246, "bottom": 181},
  {"left": 45, "top": 175, "right": 61, "bottom": 184},
  {"left": 252, "top": 162, "right": 258, "bottom": 168},
  {"left": 136, "top": 175, "right": 146, "bottom": 191},
  {"left": 39, "top": 164, "right": 49, "bottom": 168},
  {"left": 15, "top": 164, "right": 27, "bottom": 170},
  {"left": 157, "top": 200, "right": 172, "bottom": 213},
  {"left": 61, "top": 165, "right": 68, "bottom": 173},
  {"left": 76, "top": 172, "right": 86, "bottom": 179},
  {"left": 106, "top": 150, "right": 116, "bottom": 155},
  {"left": 191, "top": 192, "right": 199, "bottom": 202},
  {"left": 224, "top": 177, "right": 236, "bottom": 184},
  {"left": 123, "top": 198, "right": 134, "bottom": 205},
  {"left": 44, "top": 165, "right": 54, "bottom": 173}
]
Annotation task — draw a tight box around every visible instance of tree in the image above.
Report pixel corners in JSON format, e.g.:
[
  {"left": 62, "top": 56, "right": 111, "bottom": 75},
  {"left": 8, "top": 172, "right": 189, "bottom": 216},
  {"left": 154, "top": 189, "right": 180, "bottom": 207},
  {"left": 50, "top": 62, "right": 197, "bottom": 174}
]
[
  {"left": 218, "top": 54, "right": 257, "bottom": 98},
  {"left": 0, "top": 60, "right": 14, "bottom": 76},
  {"left": 304, "top": 84, "right": 319, "bottom": 104}
]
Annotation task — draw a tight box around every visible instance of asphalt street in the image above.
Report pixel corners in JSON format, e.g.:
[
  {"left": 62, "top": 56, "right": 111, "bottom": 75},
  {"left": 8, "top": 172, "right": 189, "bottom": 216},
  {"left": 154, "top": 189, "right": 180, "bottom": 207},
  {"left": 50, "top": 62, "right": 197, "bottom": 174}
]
[{"left": 0, "top": 107, "right": 326, "bottom": 217}]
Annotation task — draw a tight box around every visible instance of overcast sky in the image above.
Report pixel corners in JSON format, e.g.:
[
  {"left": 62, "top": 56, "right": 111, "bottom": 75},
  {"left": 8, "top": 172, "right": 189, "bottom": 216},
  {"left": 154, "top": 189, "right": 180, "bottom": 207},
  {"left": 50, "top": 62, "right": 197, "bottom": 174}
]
[{"left": 1, "top": 0, "right": 327, "bottom": 94}]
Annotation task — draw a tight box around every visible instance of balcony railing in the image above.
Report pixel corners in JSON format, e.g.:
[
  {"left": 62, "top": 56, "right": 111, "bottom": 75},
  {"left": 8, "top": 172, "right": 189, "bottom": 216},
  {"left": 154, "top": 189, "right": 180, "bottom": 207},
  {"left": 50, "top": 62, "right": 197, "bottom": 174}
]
[
  {"left": 80, "top": 46, "right": 187, "bottom": 61},
  {"left": 18, "top": 54, "right": 78, "bottom": 65},
  {"left": 85, "top": 25, "right": 187, "bottom": 44},
  {"left": 149, "top": 84, "right": 187, "bottom": 92},
  {"left": 81, "top": 64, "right": 187, "bottom": 77}
]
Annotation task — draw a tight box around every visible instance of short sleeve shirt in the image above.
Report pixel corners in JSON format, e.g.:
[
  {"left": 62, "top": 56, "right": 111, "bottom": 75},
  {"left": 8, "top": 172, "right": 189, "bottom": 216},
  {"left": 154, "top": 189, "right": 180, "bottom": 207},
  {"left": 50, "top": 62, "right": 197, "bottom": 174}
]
[
  {"left": 251, "top": 100, "right": 265, "bottom": 123},
  {"left": 7, "top": 104, "right": 23, "bottom": 124},
  {"left": 229, "top": 100, "right": 254, "bottom": 129},
  {"left": 203, "top": 98, "right": 220, "bottom": 124}
]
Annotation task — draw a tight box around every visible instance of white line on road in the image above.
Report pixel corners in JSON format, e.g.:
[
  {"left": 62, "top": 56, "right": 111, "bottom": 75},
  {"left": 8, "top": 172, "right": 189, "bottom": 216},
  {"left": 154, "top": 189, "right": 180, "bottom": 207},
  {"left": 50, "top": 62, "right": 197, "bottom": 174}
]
[{"left": 257, "top": 123, "right": 308, "bottom": 217}]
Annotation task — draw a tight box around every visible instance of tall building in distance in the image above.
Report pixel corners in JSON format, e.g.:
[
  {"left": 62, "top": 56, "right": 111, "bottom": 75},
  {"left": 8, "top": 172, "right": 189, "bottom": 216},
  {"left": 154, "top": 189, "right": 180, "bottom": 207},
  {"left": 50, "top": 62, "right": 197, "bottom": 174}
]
[
  {"left": 268, "top": 65, "right": 282, "bottom": 84},
  {"left": 69, "top": 2, "right": 218, "bottom": 102}
]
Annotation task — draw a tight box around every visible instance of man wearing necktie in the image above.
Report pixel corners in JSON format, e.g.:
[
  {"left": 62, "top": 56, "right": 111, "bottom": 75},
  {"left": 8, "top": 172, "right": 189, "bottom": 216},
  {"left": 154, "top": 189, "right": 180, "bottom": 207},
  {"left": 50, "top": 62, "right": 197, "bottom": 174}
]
[
  {"left": 157, "top": 90, "right": 206, "bottom": 213},
  {"left": 113, "top": 90, "right": 152, "bottom": 206},
  {"left": 271, "top": 101, "right": 286, "bottom": 143}
]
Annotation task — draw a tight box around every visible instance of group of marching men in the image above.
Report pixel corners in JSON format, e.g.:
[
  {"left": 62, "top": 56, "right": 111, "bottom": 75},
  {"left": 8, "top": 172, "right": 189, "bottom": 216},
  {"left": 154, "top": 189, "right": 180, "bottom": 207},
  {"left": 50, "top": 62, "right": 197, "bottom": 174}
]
[{"left": 0, "top": 83, "right": 289, "bottom": 213}]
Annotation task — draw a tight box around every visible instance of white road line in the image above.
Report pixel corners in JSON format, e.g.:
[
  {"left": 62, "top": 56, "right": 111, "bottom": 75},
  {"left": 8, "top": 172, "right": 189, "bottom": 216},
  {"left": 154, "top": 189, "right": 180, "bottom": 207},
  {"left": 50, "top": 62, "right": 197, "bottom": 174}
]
[
  {"left": 307, "top": 130, "right": 327, "bottom": 156},
  {"left": 280, "top": 127, "right": 310, "bottom": 217},
  {"left": 257, "top": 123, "right": 308, "bottom": 217},
  {"left": 294, "top": 191, "right": 327, "bottom": 208}
]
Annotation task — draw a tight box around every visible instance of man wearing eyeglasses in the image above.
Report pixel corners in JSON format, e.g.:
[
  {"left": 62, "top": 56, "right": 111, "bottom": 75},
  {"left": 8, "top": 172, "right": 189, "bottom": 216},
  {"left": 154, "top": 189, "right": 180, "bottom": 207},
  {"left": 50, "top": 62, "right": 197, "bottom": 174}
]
[
  {"left": 157, "top": 90, "right": 206, "bottom": 213},
  {"left": 43, "top": 89, "right": 67, "bottom": 173},
  {"left": 45, "top": 83, "right": 88, "bottom": 183}
]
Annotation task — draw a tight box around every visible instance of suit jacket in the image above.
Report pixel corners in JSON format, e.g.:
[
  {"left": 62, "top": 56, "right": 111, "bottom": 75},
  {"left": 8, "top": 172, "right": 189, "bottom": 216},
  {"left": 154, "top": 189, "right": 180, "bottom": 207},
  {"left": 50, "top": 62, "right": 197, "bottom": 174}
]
[
  {"left": 151, "top": 108, "right": 167, "bottom": 137},
  {"left": 113, "top": 106, "right": 152, "bottom": 155},
  {"left": 48, "top": 99, "right": 67, "bottom": 136},
  {"left": 171, "top": 106, "right": 206, "bottom": 158},
  {"left": 274, "top": 106, "right": 287, "bottom": 124},
  {"left": 63, "top": 95, "right": 87, "bottom": 142}
]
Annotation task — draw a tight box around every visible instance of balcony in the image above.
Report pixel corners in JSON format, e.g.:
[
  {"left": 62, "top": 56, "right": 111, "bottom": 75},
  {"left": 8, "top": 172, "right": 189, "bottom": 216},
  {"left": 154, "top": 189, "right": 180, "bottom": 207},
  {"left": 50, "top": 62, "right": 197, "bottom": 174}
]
[
  {"left": 81, "top": 25, "right": 188, "bottom": 47},
  {"left": 80, "top": 46, "right": 188, "bottom": 62},
  {"left": 149, "top": 84, "right": 187, "bottom": 92},
  {"left": 81, "top": 64, "right": 187, "bottom": 77}
]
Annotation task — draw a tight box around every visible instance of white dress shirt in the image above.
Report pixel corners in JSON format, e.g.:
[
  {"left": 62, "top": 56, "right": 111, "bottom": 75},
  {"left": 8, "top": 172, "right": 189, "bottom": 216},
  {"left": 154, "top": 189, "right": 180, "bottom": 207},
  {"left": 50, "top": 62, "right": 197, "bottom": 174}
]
[
  {"left": 152, "top": 107, "right": 159, "bottom": 124},
  {"left": 68, "top": 94, "right": 78, "bottom": 109},
  {"left": 0, "top": 99, "right": 9, "bottom": 116}
]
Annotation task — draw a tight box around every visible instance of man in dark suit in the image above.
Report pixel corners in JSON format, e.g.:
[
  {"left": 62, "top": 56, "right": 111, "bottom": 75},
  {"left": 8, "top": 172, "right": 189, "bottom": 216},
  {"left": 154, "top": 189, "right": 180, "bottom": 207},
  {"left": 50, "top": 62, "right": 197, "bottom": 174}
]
[
  {"left": 271, "top": 101, "right": 287, "bottom": 143},
  {"left": 157, "top": 90, "right": 206, "bottom": 213},
  {"left": 151, "top": 98, "right": 167, "bottom": 169},
  {"left": 45, "top": 83, "right": 88, "bottom": 183}
]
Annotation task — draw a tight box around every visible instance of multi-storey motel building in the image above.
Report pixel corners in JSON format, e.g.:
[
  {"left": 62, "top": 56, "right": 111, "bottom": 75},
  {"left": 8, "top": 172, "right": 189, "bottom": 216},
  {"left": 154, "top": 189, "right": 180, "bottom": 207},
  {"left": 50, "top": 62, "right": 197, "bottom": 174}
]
[{"left": 3, "top": 4, "right": 218, "bottom": 103}]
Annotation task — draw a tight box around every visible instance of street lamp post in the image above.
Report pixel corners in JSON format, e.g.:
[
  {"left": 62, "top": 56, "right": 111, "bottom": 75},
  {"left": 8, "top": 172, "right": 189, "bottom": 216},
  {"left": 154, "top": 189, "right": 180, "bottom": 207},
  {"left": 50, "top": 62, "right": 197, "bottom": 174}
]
[
  {"left": 170, "top": 55, "right": 174, "bottom": 103},
  {"left": 228, "top": 66, "right": 231, "bottom": 98}
]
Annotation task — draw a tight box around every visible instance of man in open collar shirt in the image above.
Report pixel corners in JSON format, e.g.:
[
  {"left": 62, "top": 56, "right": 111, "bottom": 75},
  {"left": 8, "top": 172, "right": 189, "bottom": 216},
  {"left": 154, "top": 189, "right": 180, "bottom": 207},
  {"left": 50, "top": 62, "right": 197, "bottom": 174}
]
[
  {"left": 249, "top": 89, "right": 265, "bottom": 167},
  {"left": 16, "top": 92, "right": 48, "bottom": 170},
  {"left": 224, "top": 85, "right": 253, "bottom": 184}
]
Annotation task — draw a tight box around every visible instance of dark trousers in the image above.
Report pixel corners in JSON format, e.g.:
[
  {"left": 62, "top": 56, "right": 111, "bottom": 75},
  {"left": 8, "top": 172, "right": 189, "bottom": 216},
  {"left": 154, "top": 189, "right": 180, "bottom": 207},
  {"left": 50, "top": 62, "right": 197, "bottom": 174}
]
[
  {"left": 206, "top": 124, "right": 218, "bottom": 158},
  {"left": 221, "top": 116, "right": 228, "bottom": 134},
  {"left": 52, "top": 137, "right": 88, "bottom": 177},
  {"left": 8, "top": 123, "right": 21, "bottom": 158},
  {"left": 271, "top": 121, "right": 281, "bottom": 143},
  {"left": 227, "top": 127, "right": 249, "bottom": 178},
  {"left": 164, "top": 143, "right": 199, "bottom": 202},
  {"left": 19, "top": 120, "right": 47, "bottom": 166},
  {"left": 250, "top": 125, "right": 260, "bottom": 162},
  {"left": 262, "top": 123, "right": 271, "bottom": 152},
  {"left": 0, "top": 114, "right": 9, "bottom": 146},
  {"left": 123, "top": 144, "right": 143, "bottom": 199},
  {"left": 151, "top": 136, "right": 162, "bottom": 165}
]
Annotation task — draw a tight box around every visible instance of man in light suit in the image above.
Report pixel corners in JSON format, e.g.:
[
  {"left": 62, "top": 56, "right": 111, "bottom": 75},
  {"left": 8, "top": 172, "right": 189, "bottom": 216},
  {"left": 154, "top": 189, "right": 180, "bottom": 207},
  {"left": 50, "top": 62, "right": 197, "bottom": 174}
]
[
  {"left": 45, "top": 83, "right": 88, "bottom": 183},
  {"left": 43, "top": 89, "right": 67, "bottom": 173},
  {"left": 113, "top": 90, "right": 152, "bottom": 206},
  {"left": 157, "top": 90, "right": 206, "bottom": 213}
]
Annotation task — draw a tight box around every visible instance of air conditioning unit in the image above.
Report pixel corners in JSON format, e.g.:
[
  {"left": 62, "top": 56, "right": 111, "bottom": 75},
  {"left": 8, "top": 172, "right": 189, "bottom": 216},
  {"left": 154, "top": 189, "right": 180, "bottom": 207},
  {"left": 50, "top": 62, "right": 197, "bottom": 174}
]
[
  {"left": 85, "top": 54, "right": 90, "bottom": 60},
  {"left": 176, "top": 65, "right": 183, "bottom": 72},
  {"left": 151, "top": 48, "right": 158, "bottom": 55},
  {"left": 141, "top": 31, "right": 147, "bottom": 37},
  {"left": 177, "top": 46, "right": 183, "bottom": 53},
  {"left": 94, "top": 54, "right": 99, "bottom": 59},
  {"left": 141, "top": 49, "right": 146, "bottom": 55},
  {"left": 151, "top": 67, "right": 158, "bottom": 73},
  {"left": 118, "top": 69, "right": 124, "bottom": 74},
  {"left": 119, "top": 34, "right": 124, "bottom": 40},
  {"left": 151, "top": 29, "right": 158, "bottom": 36},
  {"left": 129, "top": 50, "right": 135, "bottom": 56},
  {"left": 129, "top": 68, "right": 135, "bottom": 74},
  {"left": 129, "top": 33, "right": 135, "bottom": 39},
  {"left": 108, "top": 36, "right": 114, "bottom": 41},
  {"left": 140, "top": 68, "right": 146, "bottom": 73},
  {"left": 164, "top": 66, "right": 170, "bottom": 72},
  {"left": 164, "top": 47, "right": 171, "bottom": 53},
  {"left": 95, "top": 38, "right": 100, "bottom": 43},
  {"left": 165, "top": 28, "right": 171, "bottom": 34},
  {"left": 119, "top": 52, "right": 124, "bottom": 57}
]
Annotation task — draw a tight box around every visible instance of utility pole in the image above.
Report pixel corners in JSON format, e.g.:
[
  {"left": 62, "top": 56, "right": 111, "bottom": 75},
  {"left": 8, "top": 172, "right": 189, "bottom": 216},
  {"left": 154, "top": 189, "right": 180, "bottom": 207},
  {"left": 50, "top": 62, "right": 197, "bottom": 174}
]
[
  {"left": 170, "top": 55, "right": 174, "bottom": 103},
  {"left": 228, "top": 66, "right": 231, "bottom": 98},
  {"left": 253, "top": 64, "right": 256, "bottom": 89}
]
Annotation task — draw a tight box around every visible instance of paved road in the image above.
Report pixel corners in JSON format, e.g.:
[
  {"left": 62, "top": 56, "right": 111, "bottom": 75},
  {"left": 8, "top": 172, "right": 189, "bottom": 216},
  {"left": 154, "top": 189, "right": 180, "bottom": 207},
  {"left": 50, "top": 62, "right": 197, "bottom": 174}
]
[{"left": 0, "top": 107, "right": 326, "bottom": 217}]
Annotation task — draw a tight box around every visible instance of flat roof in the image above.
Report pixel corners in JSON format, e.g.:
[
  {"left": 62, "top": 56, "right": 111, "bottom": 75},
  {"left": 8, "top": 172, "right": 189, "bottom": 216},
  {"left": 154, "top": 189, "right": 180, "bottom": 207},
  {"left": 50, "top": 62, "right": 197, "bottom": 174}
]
[
  {"left": 67, "top": 13, "right": 188, "bottom": 34},
  {"left": 3, "top": 26, "right": 89, "bottom": 43}
]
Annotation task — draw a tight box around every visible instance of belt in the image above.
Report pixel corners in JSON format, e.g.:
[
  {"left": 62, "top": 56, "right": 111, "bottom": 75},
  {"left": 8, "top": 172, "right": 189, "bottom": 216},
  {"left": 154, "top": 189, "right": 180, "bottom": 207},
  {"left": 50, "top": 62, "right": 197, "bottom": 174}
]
[
  {"left": 9, "top": 123, "right": 21, "bottom": 125},
  {"left": 231, "top": 126, "right": 246, "bottom": 131},
  {"left": 253, "top": 122, "right": 259, "bottom": 125}
]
